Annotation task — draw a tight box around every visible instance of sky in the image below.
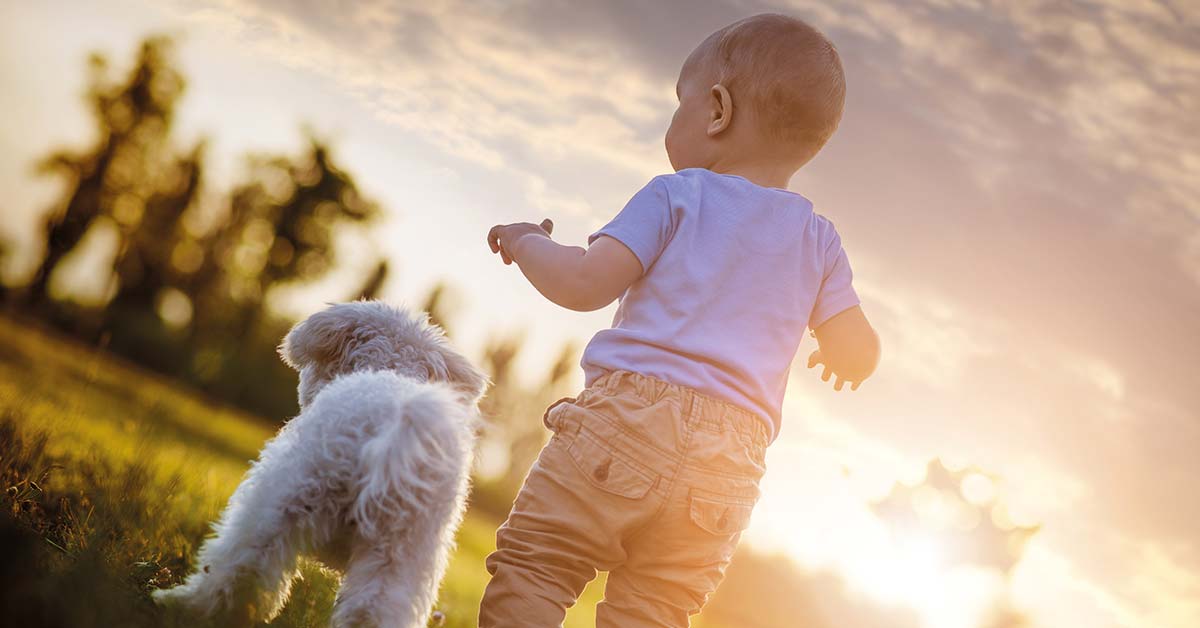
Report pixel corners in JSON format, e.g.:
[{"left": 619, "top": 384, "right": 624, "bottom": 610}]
[{"left": 1, "top": 1, "right": 1198, "bottom": 627}]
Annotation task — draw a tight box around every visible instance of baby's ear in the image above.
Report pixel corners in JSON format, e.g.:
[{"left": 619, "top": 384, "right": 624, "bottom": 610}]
[{"left": 279, "top": 306, "right": 353, "bottom": 370}]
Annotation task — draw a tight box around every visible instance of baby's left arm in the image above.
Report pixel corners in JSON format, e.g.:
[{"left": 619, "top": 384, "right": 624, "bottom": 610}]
[{"left": 487, "top": 219, "right": 642, "bottom": 312}]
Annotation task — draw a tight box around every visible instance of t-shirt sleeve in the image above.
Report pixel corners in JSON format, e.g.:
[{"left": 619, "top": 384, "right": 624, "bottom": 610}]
[
  {"left": 587, "top": 177, "right": 676, "bottom": 273},
  {"left": 809, "top": 229, "right": 861, "bottom": 329}
]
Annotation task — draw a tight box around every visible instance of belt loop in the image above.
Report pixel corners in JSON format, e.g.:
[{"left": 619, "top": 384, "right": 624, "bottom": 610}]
[{"left": 682, "top": 386, "right": 696, "bottom": 424}]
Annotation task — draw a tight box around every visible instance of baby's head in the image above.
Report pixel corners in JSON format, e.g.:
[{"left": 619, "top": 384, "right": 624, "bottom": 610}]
[{"left": 666, "top": 14, "right": 845, "bottom": 173}]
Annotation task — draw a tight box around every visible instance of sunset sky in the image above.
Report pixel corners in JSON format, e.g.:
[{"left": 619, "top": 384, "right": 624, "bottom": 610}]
[{"left": 2, "top": 1, "right": 1198, "bottom": 627}]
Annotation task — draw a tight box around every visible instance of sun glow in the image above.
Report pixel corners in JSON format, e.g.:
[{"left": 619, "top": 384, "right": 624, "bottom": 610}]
[
  {"left": 753, "top": 448, "right": 1030, "bottom": 628},
  {"left": 845, "top": 530, "right": 1003, "bottom": 628},
  {"left": 854, "top": 533, "right": 947, "bottom": 604}
]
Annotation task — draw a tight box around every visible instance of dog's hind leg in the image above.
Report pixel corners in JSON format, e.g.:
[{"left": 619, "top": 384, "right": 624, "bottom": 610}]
[
  {"left": 331, "top": 395, "right": 473, "bottom": 627},
  {"left": 331, "top": 526, "right": 445, "bottom": 628},
  {"left": 332, "top": 542, "right": 407, "bottom": 628}
]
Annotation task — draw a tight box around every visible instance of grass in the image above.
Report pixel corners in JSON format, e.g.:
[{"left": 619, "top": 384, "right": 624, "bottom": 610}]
[{"left": 0, "top": 315, "right": 609, "bottom": 627}]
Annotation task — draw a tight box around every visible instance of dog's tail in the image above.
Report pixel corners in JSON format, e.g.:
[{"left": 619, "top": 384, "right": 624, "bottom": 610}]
[{"left": 352, "top": 380, "right": 475, "bottom": 540}]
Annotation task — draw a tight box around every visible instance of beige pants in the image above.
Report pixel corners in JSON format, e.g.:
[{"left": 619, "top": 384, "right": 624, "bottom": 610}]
[{"left": 479, "top": 370, "right": 768, "bottom": 628}]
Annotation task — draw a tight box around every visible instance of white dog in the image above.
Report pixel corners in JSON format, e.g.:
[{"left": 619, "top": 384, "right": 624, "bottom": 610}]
[{"left": 154, "top": 301, "right": 488, "bottom": 627}]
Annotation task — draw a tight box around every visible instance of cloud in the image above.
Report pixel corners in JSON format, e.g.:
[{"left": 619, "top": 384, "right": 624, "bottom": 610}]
[
  {"left": 166, "top": 0, "right": 674, "bottom": 233},
  {"left": 854, "top": 278, "right": 998, "bottom": 389},
  {"left": 1131, "top": 541, "right": 1200, "bottom": 628},
  {"left": 792, "top": 0, "right": 1200, "bottom": 277},
  {"left": 164, "top": 0, "right": 1200, "bottom": 288}
]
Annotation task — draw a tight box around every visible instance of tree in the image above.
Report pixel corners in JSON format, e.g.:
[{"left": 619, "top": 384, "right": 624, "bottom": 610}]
[
  {"left": 185, "top": 137, "right": 380, "bottom": 340},
  {"left": 349, "top": 260, "right": 390, "bottom": 302},
  {"left": 25, "top": 37, "right": 185, "bottom": 305},
  {"left": 106, "top": 141, "right": 205, "bottom": 322},
  {"left": 166, "top": 137, "right": 383, "bottom": 416},
  {"left": 473, "top": 333, "right": 578, "bottom": 498},
  {"left": 5, "top": 35, "right": 390, "bottom": 420}
]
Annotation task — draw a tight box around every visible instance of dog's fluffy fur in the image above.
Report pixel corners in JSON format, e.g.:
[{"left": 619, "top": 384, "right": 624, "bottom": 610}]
[{"left": 153, "top": 301, "right": 487, "bottom": 627}]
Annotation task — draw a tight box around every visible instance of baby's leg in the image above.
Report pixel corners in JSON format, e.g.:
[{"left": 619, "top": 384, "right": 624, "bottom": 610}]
[
  {"left": 479, "top": 426, "right": 661, "bottom": 628},
  {"left": 597, "top": 433, "right": 762, "bottom": 627},
  {"left": 596, "top": 496, "right": 747, "bottom": 628}
]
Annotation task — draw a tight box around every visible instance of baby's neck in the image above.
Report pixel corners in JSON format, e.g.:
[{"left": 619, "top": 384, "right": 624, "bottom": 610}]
[{"left": 706, "top": 156, "right": 799, "bottom": 190}]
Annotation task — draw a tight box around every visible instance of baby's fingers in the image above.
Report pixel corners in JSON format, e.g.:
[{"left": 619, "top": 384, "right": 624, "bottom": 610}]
[
  {"left": 540, "top": 218, "right": 554, "bottom": 235},
  {"left": 487, "top": 225, "right": 503, "bottom": 254},
  {"left": 820, "top": 366, "right": 832, "bottom": 382},
  {"left": 834, "top": 377, "right": 845, "bottom": 392},
  {"left": 807, "top": 350, "right": 822, "bottom": 369}
]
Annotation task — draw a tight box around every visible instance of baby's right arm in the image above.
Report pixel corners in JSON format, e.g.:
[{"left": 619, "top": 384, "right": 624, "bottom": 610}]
[
  {"left": 487, "top": 219, "right": 643, "bottom": 312},
  {"left": 807, "top": 305, "right": 880, "bottom": 391}
]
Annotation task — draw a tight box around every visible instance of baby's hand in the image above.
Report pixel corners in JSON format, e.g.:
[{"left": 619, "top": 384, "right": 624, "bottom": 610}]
[
  {"left": 807, "top": 349, "right": 861, "bottom": 392},
  {"left": 487, "top": 219, "right": 554, "bottom": 265}
]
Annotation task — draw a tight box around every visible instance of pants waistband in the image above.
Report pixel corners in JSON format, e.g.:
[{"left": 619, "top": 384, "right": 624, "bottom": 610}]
[{"left": 589, "top": 370, "right": 769, "bottom": 449}]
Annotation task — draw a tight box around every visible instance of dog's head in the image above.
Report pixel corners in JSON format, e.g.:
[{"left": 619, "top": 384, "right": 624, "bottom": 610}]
[{"left": 279, "top": 301, "right": 489, "bottom": 409}]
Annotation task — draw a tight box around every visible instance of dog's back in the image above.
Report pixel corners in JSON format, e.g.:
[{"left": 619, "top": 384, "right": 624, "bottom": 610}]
[{"left": 303, "top": 370, "right": 476, "bottom": 541}]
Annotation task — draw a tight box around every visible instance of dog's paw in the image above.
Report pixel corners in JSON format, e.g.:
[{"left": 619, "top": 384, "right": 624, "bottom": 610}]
[
  {"left": 153, "top": 583, "right": 264, "bottom": 626},
  {"left": 150, "top": 586, "right": 188, "bottom": 607}
]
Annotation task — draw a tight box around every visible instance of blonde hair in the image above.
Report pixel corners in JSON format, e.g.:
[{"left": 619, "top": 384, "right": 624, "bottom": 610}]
[{"left": 702, "top": 14, "right": 846, "bottom": 163}]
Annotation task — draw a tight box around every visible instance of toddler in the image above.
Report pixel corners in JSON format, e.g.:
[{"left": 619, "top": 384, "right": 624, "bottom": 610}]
[{"left": 480, "top": 13, "right": 880, "bottom": 627}]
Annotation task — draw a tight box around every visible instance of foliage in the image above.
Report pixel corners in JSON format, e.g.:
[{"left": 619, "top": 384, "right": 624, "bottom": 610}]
[
  {"left": 1, "top": 36, "right": 388, "bottom": 420},
  {"left": 24, "top": 37, "right": 187, "bottom": 306}
]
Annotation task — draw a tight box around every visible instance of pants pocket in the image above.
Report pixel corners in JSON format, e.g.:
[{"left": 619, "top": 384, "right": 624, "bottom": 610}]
[
  {"left": 542, "top": 396, "right": 577, "bottom": 432},
  {"left": 687, "top": 487, "right": 755, "bottom": 536},
  {"left": 566, "top": 430, "right": 657, "bottom": 500},
  {"left": 684, "top": 487, "right": 756, "bottom": 566}
]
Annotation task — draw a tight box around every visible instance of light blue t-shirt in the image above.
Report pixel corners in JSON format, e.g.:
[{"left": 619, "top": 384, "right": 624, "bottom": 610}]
[{"left": 580, "top": 168, "right": 860, "bottom": 441}]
